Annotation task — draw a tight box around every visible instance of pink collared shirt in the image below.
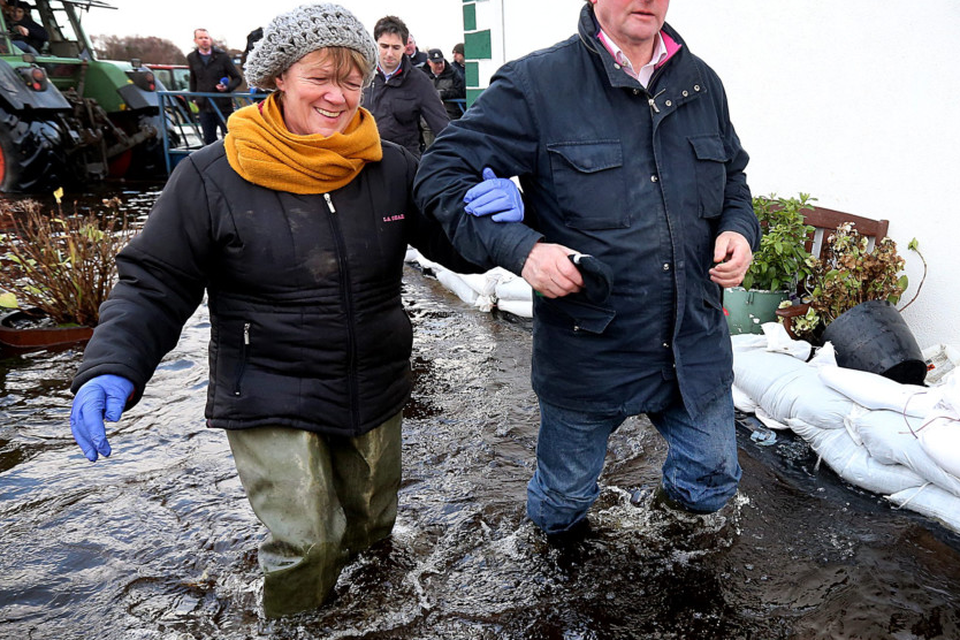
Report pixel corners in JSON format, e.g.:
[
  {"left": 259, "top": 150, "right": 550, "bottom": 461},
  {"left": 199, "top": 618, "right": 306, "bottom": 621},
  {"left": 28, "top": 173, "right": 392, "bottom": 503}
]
[{"left": 597, "top": 29, "right": 669, "bottom": 88}]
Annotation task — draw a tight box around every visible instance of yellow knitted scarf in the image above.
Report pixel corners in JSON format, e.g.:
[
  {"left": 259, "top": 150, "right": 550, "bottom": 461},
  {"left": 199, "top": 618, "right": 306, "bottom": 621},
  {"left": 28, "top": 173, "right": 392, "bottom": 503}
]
[{"left": 224, "top": 93, "right": 382, "bottom": 194}]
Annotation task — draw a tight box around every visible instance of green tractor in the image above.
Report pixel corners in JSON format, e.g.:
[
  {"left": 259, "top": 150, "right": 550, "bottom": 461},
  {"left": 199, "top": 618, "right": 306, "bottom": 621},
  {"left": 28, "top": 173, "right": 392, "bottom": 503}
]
[{"left": 0, "top": 0, "right": 165, "bottom": 193}]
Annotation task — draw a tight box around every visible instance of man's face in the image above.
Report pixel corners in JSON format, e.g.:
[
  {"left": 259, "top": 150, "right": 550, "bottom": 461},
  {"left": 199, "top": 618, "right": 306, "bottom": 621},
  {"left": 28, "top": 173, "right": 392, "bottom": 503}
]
[
  {"left": 590, "top": 0, "right": 669, "bottom": 54},
  {"left": 428, "top": 59, "right": 445, "bottom": 75},
  {"left": 377, "top": 32, "right": 405, "bottom": 73},
  {"left": 405, "top": 35, "right": 416, "bottom": 56},
  {"left": 194, "top": 30, "right": 213, "bottom": 52},
  {"left": 453, "top": 52, "right": 465, "bottom": 64}
]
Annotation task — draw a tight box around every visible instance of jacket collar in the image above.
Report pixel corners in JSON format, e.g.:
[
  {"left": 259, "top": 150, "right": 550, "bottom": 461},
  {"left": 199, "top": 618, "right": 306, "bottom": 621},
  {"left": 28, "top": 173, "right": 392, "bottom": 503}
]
[{"left": 577, "top": 3, "right": 692, "bottom": 92}]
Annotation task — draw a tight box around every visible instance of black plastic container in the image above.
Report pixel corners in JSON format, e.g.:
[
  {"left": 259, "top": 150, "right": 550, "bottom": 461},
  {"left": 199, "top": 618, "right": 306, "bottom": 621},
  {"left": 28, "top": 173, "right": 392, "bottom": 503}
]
[{"left": 821, "top": 300, "right": 926, "bottom": 385}]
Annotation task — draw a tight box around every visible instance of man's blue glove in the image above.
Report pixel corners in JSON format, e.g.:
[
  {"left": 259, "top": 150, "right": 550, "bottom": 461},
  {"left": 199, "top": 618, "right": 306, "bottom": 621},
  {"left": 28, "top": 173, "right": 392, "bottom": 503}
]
[
  {"left": 70, "top": 374, "right": 134, "bottom": 462},
  {"left": 463, "top": 167, "right": 524, "bottom": 222}
]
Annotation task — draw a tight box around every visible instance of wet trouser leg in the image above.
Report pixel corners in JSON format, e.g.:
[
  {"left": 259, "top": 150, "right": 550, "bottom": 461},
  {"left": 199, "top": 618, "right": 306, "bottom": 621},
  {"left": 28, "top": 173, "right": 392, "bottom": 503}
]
[
  {"left": 226, "top": 412, "right": 402, "bottom": 618},
  {"left": 648, "top": 391, "right": 741, "bottom": 513},
  {"left": 526, "top": 400, "right": 625, "bottom": 535}
]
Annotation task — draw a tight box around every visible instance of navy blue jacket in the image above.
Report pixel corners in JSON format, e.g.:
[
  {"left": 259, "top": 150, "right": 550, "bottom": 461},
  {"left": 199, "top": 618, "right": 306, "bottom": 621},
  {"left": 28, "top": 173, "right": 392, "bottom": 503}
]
[
  {"left": 414, "top": 5, "right": 760, "bottom": 416},
  {"left": 73, "top": 141, "right": 479, "bottom": 437}
]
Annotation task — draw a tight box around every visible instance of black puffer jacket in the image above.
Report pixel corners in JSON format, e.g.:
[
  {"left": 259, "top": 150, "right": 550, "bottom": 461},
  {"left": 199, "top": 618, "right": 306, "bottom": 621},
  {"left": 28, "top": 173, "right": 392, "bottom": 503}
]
[{"left": 72, "top": 141, "right": 478, "bottom": 437}]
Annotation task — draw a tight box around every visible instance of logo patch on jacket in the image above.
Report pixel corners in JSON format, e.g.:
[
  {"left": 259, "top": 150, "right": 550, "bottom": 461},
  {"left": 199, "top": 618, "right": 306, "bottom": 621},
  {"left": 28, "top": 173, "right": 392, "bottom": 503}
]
[{"left": 383, "top": 213, "right": 405, "bottom": 223}]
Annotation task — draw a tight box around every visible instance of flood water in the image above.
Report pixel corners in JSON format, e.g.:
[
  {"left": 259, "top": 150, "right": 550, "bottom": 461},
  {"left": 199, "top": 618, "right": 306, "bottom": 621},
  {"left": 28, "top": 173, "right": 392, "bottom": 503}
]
[{"left": 2, "top": 185, "right": 960, "bottom": 640}]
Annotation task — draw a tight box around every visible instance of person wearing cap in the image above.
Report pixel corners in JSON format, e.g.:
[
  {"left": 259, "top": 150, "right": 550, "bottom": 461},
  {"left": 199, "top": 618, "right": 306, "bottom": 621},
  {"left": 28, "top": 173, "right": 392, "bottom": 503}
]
[
  {"left": 451, "top": 42, "right": 466, "bottom": 79},
  {"left": 415, "top": 0, "right": 759, "bottom": 545},
  {"left": 363, "top": 15, "right": 449, "bottom": 157},
  {"left": 187, "top": 28, "right": 242, "bottom": 145},
  {"left": 68, "top": 3, "right": 486, "bottom": 618},
  {"left": 425, "top": 48, "right": 465, "bottom": 120},
  {"left": 7, "top": 1, "right": 48, "bottom": 54}
]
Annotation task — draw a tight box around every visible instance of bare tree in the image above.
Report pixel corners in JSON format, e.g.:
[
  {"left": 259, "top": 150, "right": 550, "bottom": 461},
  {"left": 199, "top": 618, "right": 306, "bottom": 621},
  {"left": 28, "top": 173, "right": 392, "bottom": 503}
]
[{"left": 92, "top": 35, "right": 188, "bottom": 64}]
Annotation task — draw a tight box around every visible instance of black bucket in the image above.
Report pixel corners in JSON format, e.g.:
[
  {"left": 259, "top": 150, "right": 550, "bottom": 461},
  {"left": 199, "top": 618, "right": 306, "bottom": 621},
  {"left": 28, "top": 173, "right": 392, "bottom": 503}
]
[{"left": 821, "top": 300, "right": 926, "bottom": 385}]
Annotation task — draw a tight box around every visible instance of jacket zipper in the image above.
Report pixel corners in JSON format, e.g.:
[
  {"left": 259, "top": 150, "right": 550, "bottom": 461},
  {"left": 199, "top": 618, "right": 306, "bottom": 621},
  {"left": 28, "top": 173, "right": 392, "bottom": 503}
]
[
  {"left": 233, "top": 321, "right": 250, "bottom": 396},
  {"left": 324, "top": 192, "right": 362, "bottom": 429}
]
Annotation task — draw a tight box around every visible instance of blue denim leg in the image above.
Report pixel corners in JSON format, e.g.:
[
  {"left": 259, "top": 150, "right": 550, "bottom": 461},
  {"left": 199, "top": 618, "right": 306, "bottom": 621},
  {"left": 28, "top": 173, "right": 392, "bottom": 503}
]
[
  {"left": 526, "top": 399, "right": 625, "bottom": 534},
  {"left": 648, "top": 390, "right": 741, "bottom": 513}
]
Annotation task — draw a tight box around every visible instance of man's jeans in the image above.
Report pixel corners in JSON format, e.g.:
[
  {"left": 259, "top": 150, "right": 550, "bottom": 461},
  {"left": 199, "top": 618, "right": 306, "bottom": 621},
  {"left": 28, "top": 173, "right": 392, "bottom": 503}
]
[
  {"left": 527, "top": 391, "right": 741, "bottom": 534},
  {"left": 199, "top": 110, "right": 228, "bottom": 145}
]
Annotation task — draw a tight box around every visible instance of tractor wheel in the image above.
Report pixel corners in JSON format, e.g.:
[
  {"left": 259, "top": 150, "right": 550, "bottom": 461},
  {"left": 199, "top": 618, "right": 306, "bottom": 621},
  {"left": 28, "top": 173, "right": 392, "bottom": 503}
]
[{"left": 0, "top": 108, "right": 68, "bottom": 194}]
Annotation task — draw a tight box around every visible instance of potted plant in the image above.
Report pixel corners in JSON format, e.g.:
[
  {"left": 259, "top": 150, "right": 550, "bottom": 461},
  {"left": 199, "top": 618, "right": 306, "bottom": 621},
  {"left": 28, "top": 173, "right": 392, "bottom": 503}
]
[
  {"left": 788, "top": 222, "right": 927, "bottom": 383},
  {"left": 0, "top": 196, "right": 136, "bottom": 354},
  {"left": 725, "top": 193, "right": 816, "bottom": 334}
]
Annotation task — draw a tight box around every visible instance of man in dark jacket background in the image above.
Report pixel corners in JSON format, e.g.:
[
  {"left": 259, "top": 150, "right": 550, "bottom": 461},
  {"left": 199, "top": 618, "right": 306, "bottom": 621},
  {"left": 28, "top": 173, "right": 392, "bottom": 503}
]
[
  {"left": 187, "top": 28, "right": 242, "bottom": 145},
  {"left": 416, "top": 0, "right": 760, "bottom": 543},
  {"left": 362, "top": 15, "right": 449, "bottom": 157},
  {"left": 426, "top": 48, "right": 465, "bottom": 120}
]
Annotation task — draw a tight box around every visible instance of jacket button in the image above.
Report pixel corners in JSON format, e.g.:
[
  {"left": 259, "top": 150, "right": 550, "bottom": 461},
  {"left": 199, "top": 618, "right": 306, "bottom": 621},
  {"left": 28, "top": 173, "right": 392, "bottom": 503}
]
[
  {"left": 682, "top": 90, "right": 689, "bottom": 97},
  {"left": 614, "top": 63, "right": 621, "bottom": 70},
  {"left": 665, "top": 100, "right": 672, "bottom": 107},
  {"left": 694, "top": 84, "right": 701, "bottom": 91},
  {"left": 663, "top": 342, "right": 670, "bottom": 349},
  {"left": 650, "top": 175, "right": 658, "bottom": 183},
  {"left": 662, "top": 263, "right": 670, "bottom": 271}
]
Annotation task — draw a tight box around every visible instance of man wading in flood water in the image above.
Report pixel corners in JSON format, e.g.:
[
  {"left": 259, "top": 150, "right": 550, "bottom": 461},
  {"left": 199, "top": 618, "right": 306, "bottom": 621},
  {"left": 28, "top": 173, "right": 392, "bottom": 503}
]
[{"left": 415, "top": 0, "right": 759, "bottom": 545}]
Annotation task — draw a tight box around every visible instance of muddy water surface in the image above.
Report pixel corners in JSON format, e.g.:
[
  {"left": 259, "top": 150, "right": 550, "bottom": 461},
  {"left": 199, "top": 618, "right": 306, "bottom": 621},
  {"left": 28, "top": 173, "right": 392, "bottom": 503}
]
[{"left": 1, "top": 186, "right": 959, "bottom": 639}]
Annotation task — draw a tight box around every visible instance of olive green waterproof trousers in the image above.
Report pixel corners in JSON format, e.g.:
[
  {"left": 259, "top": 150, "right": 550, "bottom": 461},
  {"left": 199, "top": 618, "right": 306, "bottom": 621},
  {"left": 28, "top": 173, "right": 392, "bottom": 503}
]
[{"left": 226, "top": 412, "right": 402, "bottom": 618}]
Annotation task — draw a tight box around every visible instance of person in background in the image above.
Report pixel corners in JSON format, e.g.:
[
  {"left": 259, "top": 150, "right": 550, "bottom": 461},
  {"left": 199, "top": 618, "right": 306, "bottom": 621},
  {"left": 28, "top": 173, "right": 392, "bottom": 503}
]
[
  {"left": 415, "top": 0, "right": 759, "bottom": 545},
  {"left": 425, "top": 48, "right": 465, "bottom": 120},
  {"left": 69, "top": 3, "right": 482, "bottom": 618},
  {"left": 8, "top": 1, "right": 47, "bottom": 54},
  {"left": 451, "top": 42, "right": 466, "bottom": 79},
  {"left": 363, "top": 15, "right": 449, "bottom": 157},
  {"left": 404, "top": 32, "right": 427, "bottom": 69},
  {"left": 187, "top": 28, "right": 242, "bottom": 145}
]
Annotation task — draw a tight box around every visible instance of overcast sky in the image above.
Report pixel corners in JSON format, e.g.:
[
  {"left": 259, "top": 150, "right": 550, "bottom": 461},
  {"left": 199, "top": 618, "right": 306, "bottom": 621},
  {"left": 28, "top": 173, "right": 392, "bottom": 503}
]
[{"left": 83, "top": 0, "right": 465, "bottom": 60}]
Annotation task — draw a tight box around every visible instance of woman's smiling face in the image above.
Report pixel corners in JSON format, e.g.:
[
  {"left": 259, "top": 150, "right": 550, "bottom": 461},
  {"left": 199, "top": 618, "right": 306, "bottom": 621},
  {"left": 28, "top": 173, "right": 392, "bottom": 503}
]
[{"left": 275, "top": 49, "right": 364, "bottom": 137}]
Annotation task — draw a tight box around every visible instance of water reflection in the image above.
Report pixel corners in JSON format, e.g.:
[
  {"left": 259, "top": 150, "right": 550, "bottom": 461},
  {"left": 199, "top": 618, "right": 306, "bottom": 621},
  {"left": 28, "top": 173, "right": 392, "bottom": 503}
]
[{"left": 1, "top": 186, "right": 959, "bottom": 639}]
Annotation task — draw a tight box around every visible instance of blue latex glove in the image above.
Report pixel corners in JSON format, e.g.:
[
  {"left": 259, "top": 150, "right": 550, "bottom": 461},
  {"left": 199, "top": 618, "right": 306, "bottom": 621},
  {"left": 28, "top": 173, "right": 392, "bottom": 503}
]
[
  {"left": 70, "top": 374, "right": 134, "bottom": 462},
  {"left": 463, "top": 167, "right": 524, "bottom": 222}
]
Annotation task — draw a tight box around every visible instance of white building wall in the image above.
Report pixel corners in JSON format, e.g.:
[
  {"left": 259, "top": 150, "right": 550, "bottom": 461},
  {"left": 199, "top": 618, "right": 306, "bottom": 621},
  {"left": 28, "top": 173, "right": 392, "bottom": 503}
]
[{"left": 477, "top": 1, "right": 959, "bottom": 350}]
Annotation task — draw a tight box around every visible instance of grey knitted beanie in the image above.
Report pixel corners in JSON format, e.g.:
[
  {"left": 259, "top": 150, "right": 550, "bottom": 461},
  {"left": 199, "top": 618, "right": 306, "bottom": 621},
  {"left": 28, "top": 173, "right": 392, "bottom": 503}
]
[{"left": 244, "top": 3, "right": 378, "bottom": 91}]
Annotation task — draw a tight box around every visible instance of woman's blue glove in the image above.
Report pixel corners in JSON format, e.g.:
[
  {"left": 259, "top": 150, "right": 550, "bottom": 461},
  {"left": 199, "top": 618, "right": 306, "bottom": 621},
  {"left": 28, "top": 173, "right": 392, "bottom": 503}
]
[
  {"left": 70, "top": 374, "right": 134, "bottom": 462},
  {"left": 463, "top": 167, "right": 524, "bottom": 222}
]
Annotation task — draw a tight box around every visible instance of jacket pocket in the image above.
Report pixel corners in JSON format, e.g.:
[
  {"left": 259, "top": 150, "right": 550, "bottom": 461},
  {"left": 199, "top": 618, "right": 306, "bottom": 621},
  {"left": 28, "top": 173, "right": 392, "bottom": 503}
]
[
  {"left": 233, "top": 321, "right": 251, "bottom": 397},
  {"left": 539, "top": 296, "right": 617, "bottom": 335},
  {"left": 688, "top": 134, "right": 727, "bottom": 219},
  {"left": 547, "top": 141, "right": 628, "bottom": 230}
]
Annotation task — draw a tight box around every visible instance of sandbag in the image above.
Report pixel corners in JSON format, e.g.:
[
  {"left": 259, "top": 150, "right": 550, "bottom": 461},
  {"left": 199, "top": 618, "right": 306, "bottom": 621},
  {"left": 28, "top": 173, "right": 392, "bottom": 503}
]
[
  {"left": 853, "top": 410, "right": 960, "bottom": 497},
  {"left": 788, "top": 419, "right": 926, "bottom": 496},
  {"left": 819, "top": 365, "right": 936, "bottom": 418},
  {"left": 917, "top": 416, "right": 960, "bottom": 480},
  {"left": 888, "top": 484, "right": 960, "bottom": 534},
  {"left": 733, "top": 350, "right": 854, "bottom": 430}
]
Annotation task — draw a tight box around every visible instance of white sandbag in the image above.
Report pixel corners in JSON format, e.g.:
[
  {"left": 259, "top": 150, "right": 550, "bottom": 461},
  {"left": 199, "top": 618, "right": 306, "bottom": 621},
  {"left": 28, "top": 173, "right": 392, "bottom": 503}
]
[
  {"left": 435, "top": 270, "right": 482, "bottom": 307},
  {"left": 788, "top": 419, "right": 926, "bottom": 496},
  {"left": 918, "top": 416, "right": 960, "bottom": 480},
  {"left": 887, "top": 484, "right": 960, "bottom": 534},
  {"left": 730, "top": 333, "right": 769, "bottom": 353},
  {"left": 733, "top": 350, "right": 854, "bottom": 430},
  {"left": 761, "top": 322, "right": 813, "bottom": 360},
  {"left": 494, "top": 274, "right": 533, "bottom": 303},
  {"left": 731, "top": 383, "right": 758, "bottom": 413},
  {"left": 819, "top": 365, "right": 936, "bottom": 418},
  {"left": 496, "top": 297, "right": 533, "bottom": 319},
  {"left": 853, "top": 410, "right": 960, "bottom": 497}
]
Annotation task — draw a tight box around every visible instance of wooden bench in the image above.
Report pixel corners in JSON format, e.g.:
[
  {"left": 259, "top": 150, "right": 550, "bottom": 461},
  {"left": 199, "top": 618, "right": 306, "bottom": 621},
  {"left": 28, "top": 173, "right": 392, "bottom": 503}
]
[{"left": 775, "top": 205, "right": 889, "bottom": 337}]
